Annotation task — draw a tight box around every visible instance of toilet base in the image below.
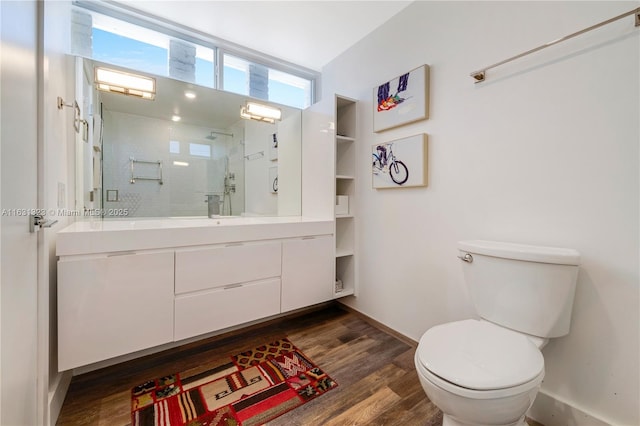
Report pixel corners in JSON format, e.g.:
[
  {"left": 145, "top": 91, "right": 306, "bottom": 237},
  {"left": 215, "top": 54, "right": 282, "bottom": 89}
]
[{"left": 442, "top": 413, "right": 528, "bottom": 426}]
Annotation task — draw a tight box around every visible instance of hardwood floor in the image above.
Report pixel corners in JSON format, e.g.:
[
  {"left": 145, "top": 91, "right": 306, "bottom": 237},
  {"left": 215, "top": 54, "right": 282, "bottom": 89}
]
[{"left": 56, "top": 303, "right": 543, "bottom": 426}]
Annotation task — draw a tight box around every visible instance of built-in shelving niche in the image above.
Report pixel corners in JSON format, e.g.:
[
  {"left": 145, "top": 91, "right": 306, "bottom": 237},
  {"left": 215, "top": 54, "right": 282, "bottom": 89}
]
[{"left": 334, "top": 95, "right": 357, "bottom": 298}]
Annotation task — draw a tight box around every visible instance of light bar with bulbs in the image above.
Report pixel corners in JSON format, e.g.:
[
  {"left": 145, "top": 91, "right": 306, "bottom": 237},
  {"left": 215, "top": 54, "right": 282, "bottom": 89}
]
[
  {"left": 240, "top": 101, "right": 282, "bottom": 124},
  {"left": 95, "top": 67, "right": 156, "bottom": 100}
]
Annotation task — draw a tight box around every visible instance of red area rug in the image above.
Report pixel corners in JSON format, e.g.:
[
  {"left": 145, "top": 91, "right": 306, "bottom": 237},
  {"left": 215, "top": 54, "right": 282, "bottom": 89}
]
[{"left": 131, "top": 338, "right": 337, "bottom": 426}]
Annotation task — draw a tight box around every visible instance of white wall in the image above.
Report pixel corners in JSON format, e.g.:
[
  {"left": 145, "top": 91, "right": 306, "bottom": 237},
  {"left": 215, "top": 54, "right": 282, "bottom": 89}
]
[
  {"left": 41, "top": 2, "right": 77, "bottom": 423},
  {"left": 277, "top": 112, "right": 302, "bottom": 216},
  {"left": 320, "top": 2, "right": 639, "bottom": 424}
]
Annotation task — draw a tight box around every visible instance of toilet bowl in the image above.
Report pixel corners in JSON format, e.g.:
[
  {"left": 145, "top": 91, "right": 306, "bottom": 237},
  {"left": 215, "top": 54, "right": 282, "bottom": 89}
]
[
  {"left": 415, "top": 319, "right": 545, "bottom": 426},
  {"left": 414, "top": 240, "right": 580, "bottom": 426}
]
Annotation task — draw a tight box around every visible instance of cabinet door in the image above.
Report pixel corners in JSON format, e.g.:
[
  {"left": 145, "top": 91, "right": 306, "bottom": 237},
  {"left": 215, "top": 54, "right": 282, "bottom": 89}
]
[
  {"left": 281, "top": 236, "right": 334, "bottom": 312},
  {"left": 58, "top": 251, "right": 174, "bottom": 370}
]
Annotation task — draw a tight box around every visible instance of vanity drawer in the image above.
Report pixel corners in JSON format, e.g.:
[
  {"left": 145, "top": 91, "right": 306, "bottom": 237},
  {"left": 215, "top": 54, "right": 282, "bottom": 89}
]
[
  {"left": 175, "top": 241, "right": 281, "bottom": 294},
  {"left": 174, "top": 278, "right": 281, "bottom": 341}
]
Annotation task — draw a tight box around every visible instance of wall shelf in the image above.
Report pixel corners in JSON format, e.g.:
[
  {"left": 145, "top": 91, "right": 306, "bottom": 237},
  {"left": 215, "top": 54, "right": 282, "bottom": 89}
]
[{"left": 334, "top": 288, "right": 355, "bottom": 298}]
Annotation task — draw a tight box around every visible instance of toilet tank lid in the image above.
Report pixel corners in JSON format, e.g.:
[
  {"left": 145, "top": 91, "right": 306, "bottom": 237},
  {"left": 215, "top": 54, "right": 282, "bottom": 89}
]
[{"left": 458, "top": 240, "right": 580, "bottom": 266}]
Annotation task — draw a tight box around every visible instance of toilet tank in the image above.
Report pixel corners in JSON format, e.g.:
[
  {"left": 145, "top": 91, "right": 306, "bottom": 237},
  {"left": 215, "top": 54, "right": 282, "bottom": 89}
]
[{"left": 458, "top": 240, "right": 580, "bottom": 338}]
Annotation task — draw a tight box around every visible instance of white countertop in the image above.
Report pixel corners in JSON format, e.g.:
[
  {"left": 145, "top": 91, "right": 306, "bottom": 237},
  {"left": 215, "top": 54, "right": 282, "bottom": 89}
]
[{"left": 57, "top": 216, "right": 334, "bottom": 256}]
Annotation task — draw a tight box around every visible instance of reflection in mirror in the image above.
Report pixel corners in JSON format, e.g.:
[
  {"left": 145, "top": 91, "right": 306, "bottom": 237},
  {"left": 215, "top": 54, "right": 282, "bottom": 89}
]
[{"left": 74, "top": 57, "right": 302, "bottom": 219}]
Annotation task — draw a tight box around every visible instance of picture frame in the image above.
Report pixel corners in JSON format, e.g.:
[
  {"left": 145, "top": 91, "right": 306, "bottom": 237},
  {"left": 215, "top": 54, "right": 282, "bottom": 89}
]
[
  {"left": 373, "top": 64, "right": 430, "bottom": 132},
  {"left": 269, "top": 166, "right": 278, "bottom": 194},
  {"left": 269, "top": 132, "right": 278, "bottom": 161},
  {"left": 372, "top": 134, "right": 428, "bottom": 189}
]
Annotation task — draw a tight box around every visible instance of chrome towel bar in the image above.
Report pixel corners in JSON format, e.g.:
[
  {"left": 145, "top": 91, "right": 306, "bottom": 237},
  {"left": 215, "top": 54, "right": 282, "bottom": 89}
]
[
  {"left": 130, "top": 157, "right": 163, "bottom": 184},
  {"left": 470, "top": 7, "right": 640, "bottom": 83}
]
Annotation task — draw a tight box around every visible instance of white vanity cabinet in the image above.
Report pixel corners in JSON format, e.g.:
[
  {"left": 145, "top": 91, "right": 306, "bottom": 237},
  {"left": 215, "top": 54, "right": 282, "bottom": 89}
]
[
  {"left": 56, "top": 218, "right": 336, "bottom": 370},
  {"left": 57, "top": 250, "right": 174, "bottom": 371},
  {"left": 174, "top": 242, "right": 282, "bottom": 340},
  {"left": 281, "top": 235, "right": 334, "bottom": 312}
]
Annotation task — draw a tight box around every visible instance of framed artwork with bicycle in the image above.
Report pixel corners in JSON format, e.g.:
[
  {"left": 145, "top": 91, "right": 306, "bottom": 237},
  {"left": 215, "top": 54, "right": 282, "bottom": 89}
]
[
  {"left": 269, "top": 166, "right": 278, "bottom": 194},
  {"left": 373, "top": 64, "right": 430, "bottom": 132},
  {"left": 372, "top": 134, "right": 428, "bottom": 189}
]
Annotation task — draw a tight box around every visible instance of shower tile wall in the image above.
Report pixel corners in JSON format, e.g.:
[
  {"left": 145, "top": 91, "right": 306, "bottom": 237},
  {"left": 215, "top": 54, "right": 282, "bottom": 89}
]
[
  {"left": 227, "top": 121, "right": 246, "bottom": 215},
  {"left": 102, "top": 111, "right": 242, "bottom": 218},
  {"left": 244, "top": 119, "right": 278, "bottom": 215}
]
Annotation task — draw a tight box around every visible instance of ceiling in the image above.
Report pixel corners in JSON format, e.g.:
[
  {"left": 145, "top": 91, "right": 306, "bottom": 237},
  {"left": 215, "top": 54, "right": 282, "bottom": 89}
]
[{"left": 112, "top": 1, "right": 412, "bottom": 71}]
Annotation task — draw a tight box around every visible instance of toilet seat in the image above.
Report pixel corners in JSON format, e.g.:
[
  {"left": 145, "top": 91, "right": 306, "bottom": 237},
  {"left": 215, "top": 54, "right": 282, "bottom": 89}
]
[
  {"left": 416, "top": 319, "right": 544, "bottom": 394},
  {"left": 415, "top": 354, "right": 544, "bottom": 400}
]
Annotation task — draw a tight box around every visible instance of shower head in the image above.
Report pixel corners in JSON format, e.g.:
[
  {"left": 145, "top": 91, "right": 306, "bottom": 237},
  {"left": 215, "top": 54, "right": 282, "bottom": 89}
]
[{"left": 206, "top": 131, "right": 234, "bottom": 140}]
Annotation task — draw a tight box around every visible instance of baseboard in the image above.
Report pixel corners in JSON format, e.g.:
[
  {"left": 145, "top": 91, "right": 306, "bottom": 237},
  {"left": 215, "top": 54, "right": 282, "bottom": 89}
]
[
  {"left": 54, "top": 302, "right": 613, "bottom": 426},
  {"left": 48, "top": 371, "right": 72, "bottom": 426},
  {"left": 336, "top": 302, "right": 418, "bottom": 347},
  {"left": 335, "top": 303, "right": 613, "bottom": 426},
  {"left": 528, "top": 389, "right": 610, "bottom": 426}
]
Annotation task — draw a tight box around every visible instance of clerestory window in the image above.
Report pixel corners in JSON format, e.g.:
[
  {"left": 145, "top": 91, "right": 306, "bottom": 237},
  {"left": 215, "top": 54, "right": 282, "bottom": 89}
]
[{"left": 71, "top": 5, "right": 315, "bottom": 108}]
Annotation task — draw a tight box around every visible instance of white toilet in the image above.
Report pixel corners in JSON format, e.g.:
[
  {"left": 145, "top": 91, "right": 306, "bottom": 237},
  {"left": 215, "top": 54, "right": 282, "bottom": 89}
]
[{"left": 415, "top": 240, "right": 580, "bottom": 426}]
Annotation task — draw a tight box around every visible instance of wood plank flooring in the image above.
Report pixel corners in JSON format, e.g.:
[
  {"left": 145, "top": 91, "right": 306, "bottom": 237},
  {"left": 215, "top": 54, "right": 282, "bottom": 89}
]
[{"left": 56, "top": 303, "right": 543, "bottom": 426}]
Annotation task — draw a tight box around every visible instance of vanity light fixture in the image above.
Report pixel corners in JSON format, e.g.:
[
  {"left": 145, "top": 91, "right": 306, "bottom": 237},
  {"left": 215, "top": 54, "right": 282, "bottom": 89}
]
[
  {"left": 95, "top": 67, "right": 156, "bottom": 100},
  {"left": 184, "top": 90, "right": 196, "bottom": 99},
  {"left": 240, "top": 101, "right": 282, "bottom": 124},
  {"left": 173, "top": 161, "right": 189, "bottom": 167},
  {"left": 171, "top": 115, "right": 181, "bottom": 122}
]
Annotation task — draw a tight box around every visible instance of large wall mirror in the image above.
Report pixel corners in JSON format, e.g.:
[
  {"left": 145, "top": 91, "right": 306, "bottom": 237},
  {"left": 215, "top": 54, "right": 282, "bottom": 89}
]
[{"left": 75, "top": 58, "right": 302, "bottom": 219}]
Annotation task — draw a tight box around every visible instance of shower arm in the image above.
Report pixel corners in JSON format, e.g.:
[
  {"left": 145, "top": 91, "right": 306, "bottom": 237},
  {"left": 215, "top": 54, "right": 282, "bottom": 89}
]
[{"left": 206, "top": 131, "right": 234, "bottom": 140}]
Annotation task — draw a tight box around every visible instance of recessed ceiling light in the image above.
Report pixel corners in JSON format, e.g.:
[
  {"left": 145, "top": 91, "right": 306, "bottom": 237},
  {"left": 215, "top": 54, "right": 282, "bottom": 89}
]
[
  {"left": 171, "top": 115, "right": 181, "bottom": 122},
  {"left": 184, "top": 91, "right": 196, "bottom": 99}
]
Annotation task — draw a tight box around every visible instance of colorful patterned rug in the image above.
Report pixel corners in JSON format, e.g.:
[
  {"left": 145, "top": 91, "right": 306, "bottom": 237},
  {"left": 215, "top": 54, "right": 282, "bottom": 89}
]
[{"left": 131, "top": 338, "right": 337, "bottom": 426}]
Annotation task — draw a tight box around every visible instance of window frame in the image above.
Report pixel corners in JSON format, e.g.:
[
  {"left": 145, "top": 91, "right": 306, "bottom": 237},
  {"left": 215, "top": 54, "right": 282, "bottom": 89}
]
[
  {"left": 73, "top": 0, "right": 318, "bottom": 106},
  {"left": 220, "top": 51, "right": 314, "bottom": 108}
]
